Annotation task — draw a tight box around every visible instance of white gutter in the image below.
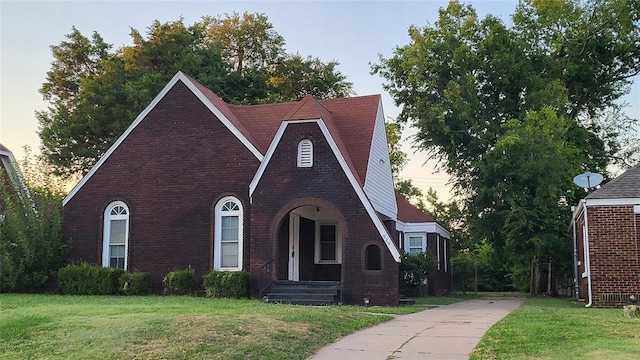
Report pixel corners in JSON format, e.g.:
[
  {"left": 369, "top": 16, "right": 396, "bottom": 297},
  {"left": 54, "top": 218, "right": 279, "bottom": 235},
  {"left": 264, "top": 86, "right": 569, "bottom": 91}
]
[{"left": 583, "top": 200, "right": 593, "bottom": 307}]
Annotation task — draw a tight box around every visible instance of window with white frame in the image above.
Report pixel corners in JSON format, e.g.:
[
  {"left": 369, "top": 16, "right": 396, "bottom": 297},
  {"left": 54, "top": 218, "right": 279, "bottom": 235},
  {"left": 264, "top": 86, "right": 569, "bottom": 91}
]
[
  {"left": 406, "top": 233, "right": 426, "bottom": 254},
  {"left": 214, "top": 197, "right": 243, "bottom": 271},
  {"left": 103, "top": 201, "right": 129, "bottom": 270},
  {"left": 315, "top": 223, "right": 341, "bottom": 264},
  {"left": 297, "top": 139, "right": 313, "bottom": 167}
]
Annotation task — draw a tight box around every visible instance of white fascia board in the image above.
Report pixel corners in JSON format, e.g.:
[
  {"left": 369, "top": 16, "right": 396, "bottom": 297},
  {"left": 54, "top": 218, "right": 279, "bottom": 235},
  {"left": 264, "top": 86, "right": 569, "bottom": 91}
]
[
  {"left": 249, "top": 120, "right": 294, "bottom": 197},
  {"left": 249, "top": 119, "right": 401, "bottom": 262},
  {"left": 396, "top": 220, "right": 450, "bottom": 238},
  {"left": 63, "top": 72, "right": 262, "bottom": 206},
  {"left": 317, "top": 120, "right": 401, "bottom": 262},
  {"left": 179, "top": 75, "right": 263, "bottom": 161},
  {"left": 584, "top": 198, "right": 640, "bottom": 207}
]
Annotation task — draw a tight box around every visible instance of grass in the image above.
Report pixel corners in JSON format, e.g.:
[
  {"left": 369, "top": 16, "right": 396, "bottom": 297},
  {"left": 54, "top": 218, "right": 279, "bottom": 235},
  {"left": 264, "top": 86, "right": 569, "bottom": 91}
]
[
  {"left": 470, "top": 297, "right": 640, "bottom": 360},
  {"left": 0, "top": 293, "right": 471, "bottom": 359}
]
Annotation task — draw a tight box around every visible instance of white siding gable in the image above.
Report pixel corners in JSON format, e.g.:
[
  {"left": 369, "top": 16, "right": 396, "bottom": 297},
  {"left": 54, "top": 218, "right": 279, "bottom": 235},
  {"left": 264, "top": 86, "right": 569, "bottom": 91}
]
[{"left": 363, "top": 101, "right": 398, "bottom": 220}]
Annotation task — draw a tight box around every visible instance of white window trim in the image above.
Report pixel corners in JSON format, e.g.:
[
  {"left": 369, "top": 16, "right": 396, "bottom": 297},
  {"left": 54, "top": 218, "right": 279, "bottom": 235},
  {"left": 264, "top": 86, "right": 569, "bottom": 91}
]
[
  {"left": 443, "top": 238, "right": 448, "bottom": 272},
  {"left": 314, "top": 222, "right": 341, "bottom": 264},
  {"left": 437, "top": 234, "right": 441, "bottom": 270},
  {"left": 404, "top": 232, "right": 426, "bottom": 254},
  {"left": 297, "top": 139, "right": 313, "bottom": 167},
  {"left": 214, "top": 196, "right": 244, "bottom": 271},
  {"left": 102, "top": 201, "right": 130, "bottom": 270}
]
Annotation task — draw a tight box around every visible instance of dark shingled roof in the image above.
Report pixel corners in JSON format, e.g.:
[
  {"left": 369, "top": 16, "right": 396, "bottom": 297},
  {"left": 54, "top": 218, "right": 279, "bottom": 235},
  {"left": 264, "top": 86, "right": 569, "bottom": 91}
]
[
  {"left": 396, "top": 194, "right": 436, "bottom": 223},
  {"left": 586, "top": 162, "right": 640, "bottom": 199}
]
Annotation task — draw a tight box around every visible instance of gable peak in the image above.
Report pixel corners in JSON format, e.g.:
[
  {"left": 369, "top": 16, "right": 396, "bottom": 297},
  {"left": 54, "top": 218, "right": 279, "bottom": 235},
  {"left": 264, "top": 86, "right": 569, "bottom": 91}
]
[{"left": 283, "top": 94, "right": 332, "bottom": 121}]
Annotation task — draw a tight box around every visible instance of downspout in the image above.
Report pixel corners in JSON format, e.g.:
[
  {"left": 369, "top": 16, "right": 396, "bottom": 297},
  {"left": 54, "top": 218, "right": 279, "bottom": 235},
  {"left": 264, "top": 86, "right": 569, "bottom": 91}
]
[
  {"left": 583, "top": 200, "right": 593, "bottom": 307},
  {"left": 571, "top": 214, "right": 579, "bottom": 300}
]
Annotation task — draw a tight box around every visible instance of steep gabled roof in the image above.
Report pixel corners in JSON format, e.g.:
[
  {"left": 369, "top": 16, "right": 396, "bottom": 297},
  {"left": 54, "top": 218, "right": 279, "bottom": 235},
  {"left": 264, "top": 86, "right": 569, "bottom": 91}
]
[
  {"left": 64, "top": 72, "right": 382, "bottom": 210},
  {"left": 227, "top": 93, "right": 380, "bottom": 185},
  {"left": 184, "top": 74, "right": 262, "bottom": 151},
  {"left": 586, "top": 163, "right": 640, "bottom": 200},
  {"left": 319, "top": 95, "right": 380, "bottom": 187},
  {"left": 63, "top": 72, "right": 264, "bottom": 205}
]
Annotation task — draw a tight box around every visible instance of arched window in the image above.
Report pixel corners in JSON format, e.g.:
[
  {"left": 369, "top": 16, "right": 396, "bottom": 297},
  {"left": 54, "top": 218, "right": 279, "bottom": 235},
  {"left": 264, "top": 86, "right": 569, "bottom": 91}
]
[
  {"left": 214, "top": 196, "right": 243, "bottom": 271},
  {"left": 297, "top": 139, "right": 313, "bottom": 167},
  {"left": 365, "top": 245, "right": 381, "bottom": 270},
  {"left": 103, "top": 201, "right": 129, "bottom": 269}
]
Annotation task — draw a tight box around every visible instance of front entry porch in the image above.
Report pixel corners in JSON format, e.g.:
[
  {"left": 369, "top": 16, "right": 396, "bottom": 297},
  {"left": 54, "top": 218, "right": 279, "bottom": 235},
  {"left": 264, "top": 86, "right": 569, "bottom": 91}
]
[
  {"left": 277, "top": 206, "right": 343, "bottom": 283},
  {"left": 258, "top": 205, "right": 344, "bottom": 305}
]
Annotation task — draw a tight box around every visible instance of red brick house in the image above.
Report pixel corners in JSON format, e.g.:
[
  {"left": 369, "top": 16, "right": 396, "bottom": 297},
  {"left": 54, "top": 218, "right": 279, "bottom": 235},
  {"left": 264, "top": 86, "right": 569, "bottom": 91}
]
[
  {"left": 62, "top": 72, "right": 451, "bottom": 305},
  {"left": 396, "top": 194, "right": 452, "bottom": 295},
  {"left": 570, "top": 163, "right": 640, "bottom": 307}
]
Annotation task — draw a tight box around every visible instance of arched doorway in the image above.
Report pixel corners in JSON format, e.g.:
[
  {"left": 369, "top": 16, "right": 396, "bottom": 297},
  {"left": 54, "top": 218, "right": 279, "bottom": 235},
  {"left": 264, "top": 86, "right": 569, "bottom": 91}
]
[{"left": 276, "top": 205, "right": 343, "bottom": 282}]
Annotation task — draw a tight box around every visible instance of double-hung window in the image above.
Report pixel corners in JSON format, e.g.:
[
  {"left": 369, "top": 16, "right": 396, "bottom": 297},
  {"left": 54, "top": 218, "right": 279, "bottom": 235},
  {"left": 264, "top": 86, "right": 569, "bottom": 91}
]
[
  {"left": 214, "top": 197, "right": 243, "bottom": 271},
  {"left": 406, "top": 233, "right": 426, "bottom": 254},
  {"left": 315, "top": 223, "right": 341, "bottom": 264},
  {"left": 103, "top": 201, "right": 129, "bottom": 270}
]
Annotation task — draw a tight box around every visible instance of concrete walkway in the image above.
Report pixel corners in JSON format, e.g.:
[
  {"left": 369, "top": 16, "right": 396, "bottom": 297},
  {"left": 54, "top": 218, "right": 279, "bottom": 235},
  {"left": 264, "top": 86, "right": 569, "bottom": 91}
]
[{"left": 310, "top": 296, "right": 525, "bottom": 360}]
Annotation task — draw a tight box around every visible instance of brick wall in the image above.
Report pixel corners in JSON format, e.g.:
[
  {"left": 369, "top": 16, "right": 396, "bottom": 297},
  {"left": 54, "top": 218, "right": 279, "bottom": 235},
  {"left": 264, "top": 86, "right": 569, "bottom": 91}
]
[
  {"left": 426, "top": 233, "right": 452, "bottom": 295},
  {"left": 587, "top": 205, "right": 640, "bottom": 307},
  {"left": 250, "top": 121, "right": 399, "bottom": 305},
  {"left": 63, "top": 82, "right": 260, "bottom": 290}
]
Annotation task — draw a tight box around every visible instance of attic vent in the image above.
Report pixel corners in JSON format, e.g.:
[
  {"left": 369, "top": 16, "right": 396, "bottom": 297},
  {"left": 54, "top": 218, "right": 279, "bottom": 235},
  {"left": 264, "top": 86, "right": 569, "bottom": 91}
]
[{"left": 297, "top": 139, "right": 313, "bottom": 167}]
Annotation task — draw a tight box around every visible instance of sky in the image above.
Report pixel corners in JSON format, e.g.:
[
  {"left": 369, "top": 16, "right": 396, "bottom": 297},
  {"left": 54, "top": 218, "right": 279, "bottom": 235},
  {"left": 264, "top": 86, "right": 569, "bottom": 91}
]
[{"left": 1, "top": 0, "right": 638, "bottom": 200}]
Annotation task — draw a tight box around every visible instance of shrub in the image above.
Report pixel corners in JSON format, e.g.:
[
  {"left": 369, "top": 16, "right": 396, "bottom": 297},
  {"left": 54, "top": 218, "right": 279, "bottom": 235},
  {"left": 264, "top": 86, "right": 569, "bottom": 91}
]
[
  {"left": 203, "top": 270, "right": 249, "bottom": 298},
  {"left": 58, "top": 262, "right": 123, "bottom": 295},
  {"left": 400, "top": 250, "right": 437, "bottom": 297},
  {"left": 119, "top": 272, "right": 151, "bottom": 295},
  {"left": 163, "top": 267, "right": 196, "bottom": 295},
  {"left": 0, "top": 167, "right": 66, "bottom": 293},
  {"left": 623, "top": 305, "right": 639, "bottom": 319}
]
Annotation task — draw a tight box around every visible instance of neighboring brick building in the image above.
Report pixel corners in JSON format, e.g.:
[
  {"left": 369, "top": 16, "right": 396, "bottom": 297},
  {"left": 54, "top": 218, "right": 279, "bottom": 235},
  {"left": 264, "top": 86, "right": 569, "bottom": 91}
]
[
  {"left": 0, "top": 143, "right": 33, "bottom": 213},
  {"left": 62, "top": 72, "right": 450, "bottom": 305},
  {"left": 570, "top": 163, "right": 640, "bottom": 307}
]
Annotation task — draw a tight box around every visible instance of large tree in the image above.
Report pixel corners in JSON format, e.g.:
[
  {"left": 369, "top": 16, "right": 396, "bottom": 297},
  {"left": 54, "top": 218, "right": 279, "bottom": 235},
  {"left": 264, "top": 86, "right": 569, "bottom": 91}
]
[
  {"left": 38, "top": 13, "right": 352, "bottom": 178},
  {"left": 267, "top": 53, "right": 353, "bottom": 102},
  {"left": 204, "top": 12, "right": 285, "bottom": 76},
  {"left": 374, "top": 0, "right": 640, "bottom": 289}
]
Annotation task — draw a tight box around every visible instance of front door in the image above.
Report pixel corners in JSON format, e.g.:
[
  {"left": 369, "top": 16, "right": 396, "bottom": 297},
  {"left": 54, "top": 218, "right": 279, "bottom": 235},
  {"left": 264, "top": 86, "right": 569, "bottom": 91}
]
[{"left": 288, "top": 213, "right": 300, "bottom": 281}]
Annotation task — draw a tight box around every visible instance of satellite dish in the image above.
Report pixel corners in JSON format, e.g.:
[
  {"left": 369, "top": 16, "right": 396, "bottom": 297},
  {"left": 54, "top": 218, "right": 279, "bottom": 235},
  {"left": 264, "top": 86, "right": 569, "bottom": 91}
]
[{"left": 573, "top": 171, "right": 603, "bottom": 189}]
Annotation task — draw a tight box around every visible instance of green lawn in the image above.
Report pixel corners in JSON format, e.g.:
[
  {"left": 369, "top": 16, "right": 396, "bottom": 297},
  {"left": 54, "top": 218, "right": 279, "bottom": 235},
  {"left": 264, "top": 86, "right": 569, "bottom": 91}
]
[
  {"left": 0, "top": 294, "right": 472, "bottom": 360},
  {"left": 12, "top": 294, "right": 631, "bottom": 360},
  {"left": 471, "top": 297, "right": 640, "bottom": 360}
]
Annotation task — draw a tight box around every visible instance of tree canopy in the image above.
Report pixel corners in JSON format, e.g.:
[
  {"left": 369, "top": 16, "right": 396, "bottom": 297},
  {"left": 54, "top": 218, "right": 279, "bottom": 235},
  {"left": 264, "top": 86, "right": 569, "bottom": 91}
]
[
  {"left": 374, "top": 0, "right": 640, "bottom": 290},
  {"left": 38, "top": 13, "right": 353, "bottom": 178}
]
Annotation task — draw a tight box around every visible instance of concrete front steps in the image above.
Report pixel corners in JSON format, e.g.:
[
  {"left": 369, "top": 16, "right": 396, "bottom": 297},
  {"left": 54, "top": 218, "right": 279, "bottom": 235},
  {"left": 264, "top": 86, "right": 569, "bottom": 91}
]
[{"left": 264, "top": 280, "right": 341, "bottom": 305}]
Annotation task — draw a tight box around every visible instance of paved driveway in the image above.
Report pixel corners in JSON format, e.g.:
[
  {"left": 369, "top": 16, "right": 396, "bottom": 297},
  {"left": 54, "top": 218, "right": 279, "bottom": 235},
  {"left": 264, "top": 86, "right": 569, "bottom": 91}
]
[{"left": 310, "top": 296, "right": 525, "bottom": 360}]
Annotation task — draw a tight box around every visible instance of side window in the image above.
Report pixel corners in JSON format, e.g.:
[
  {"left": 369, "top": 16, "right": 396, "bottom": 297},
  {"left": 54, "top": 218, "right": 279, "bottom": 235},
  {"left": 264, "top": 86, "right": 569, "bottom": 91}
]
[
  {"left": 315, "top": 223, "right": 341, "bottom": 264},
  {"left": 365, "top": 245, "right": 381, "bottom": 270},
  {"left": 297, "top": 139, "right": 313, "bottom": 167},
  {"left": 214, "top": 197, "right": 243, "bottom": 271},
  {"left": 407, "top": 233, "right": 426, "bottom": 254},
  {"left": 103, "top": 201, "right": 129, "bottom": 270}
]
